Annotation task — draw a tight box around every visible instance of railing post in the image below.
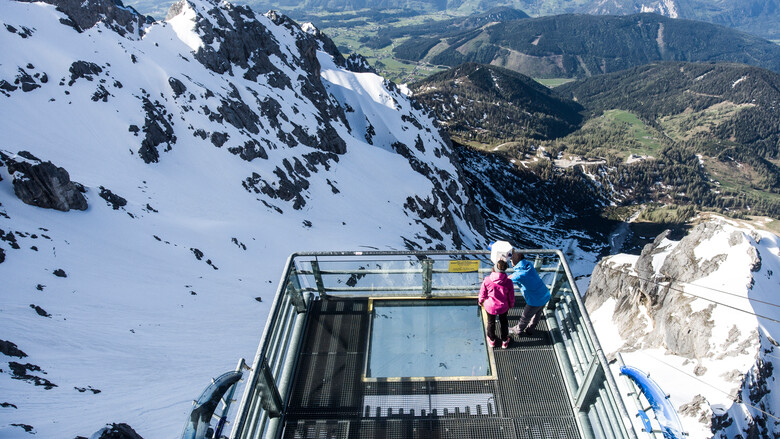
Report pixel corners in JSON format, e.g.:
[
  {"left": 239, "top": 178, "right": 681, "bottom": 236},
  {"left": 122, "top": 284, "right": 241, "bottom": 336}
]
[
  {"left": 286, "top": 282, "right": 306, "bottom": 314},
  {"left": 548, "top": 261, "right": 565, "bottom": 310},
  {"left": 310, "top": 259, "right": 328, "bottom": 299},
  {"left": 422, "top": 259, "right": 433, "bottom": 298}
]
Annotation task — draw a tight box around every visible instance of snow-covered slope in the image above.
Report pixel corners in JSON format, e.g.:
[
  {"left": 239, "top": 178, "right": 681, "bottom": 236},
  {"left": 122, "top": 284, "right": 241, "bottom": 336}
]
[
  {"left": 586, "top": 217, "right": 780, "bottom": 437},
  {"left": 0, "top": 0, "right": 485, "bottom": 436}
]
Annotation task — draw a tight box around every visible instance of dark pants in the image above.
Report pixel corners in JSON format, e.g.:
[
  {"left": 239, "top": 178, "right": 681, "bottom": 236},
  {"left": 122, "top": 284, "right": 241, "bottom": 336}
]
[
  {"left": 517, "top": 304, "right": 545, "bottom": 332},
  {"left": 486, "top": 312, "right": 509, "bottom": 342}
]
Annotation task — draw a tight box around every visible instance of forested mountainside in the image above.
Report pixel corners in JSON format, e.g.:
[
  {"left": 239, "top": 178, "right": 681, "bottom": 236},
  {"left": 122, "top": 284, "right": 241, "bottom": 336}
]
[
  {"left": 554, "top": 62, "right": 780, "bottom": 217},
  {"left": 414, "top": 61, "right": 780, "bottom": 218},
  {"left": 391, "top": 13, "right": 780, "bottom": 79},
  {"left": 356, "top": 6, "right": 528, "bottom": 50},
  {"left": 408, "top": 63, "right": 583, "bottom": 143},
  {"left": 558, "top": 62, "right": 780, "bottom": 158},
  {"left": 558, "top": 62, "right": 780, "bottom": 196}
]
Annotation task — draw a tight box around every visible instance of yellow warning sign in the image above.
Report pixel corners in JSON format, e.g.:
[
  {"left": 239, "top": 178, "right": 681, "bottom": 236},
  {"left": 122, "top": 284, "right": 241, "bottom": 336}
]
[{"left": 448, "top": 260, "right": 480, "bottom": 273}]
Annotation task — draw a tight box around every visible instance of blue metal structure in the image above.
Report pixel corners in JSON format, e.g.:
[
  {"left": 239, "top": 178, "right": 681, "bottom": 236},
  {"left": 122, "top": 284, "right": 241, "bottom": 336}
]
[{"left": 620, "top": 366, "right": 686, "bottom": 439}]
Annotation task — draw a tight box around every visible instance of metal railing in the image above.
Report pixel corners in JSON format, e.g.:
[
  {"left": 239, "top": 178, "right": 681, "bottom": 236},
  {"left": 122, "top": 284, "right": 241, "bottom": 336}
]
[{"left": 229, "top": 250, "right": 641, "bottom": 439}]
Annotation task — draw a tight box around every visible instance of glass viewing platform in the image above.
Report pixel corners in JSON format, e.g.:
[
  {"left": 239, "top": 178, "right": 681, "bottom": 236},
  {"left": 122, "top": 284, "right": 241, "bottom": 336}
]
[{"left": 227, "top": 250, "right": 641, "bottom": 439}]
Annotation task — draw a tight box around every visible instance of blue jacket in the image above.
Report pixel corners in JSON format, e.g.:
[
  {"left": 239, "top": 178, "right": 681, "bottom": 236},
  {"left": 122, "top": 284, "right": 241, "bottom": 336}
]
[{"left": 509, "top": 260, "right": 551, "bottom": 307}]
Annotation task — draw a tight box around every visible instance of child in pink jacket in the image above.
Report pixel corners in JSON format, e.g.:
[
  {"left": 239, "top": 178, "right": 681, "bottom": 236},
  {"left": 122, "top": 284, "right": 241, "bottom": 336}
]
[{"left": 479, "top": 259, "right": 516, "bottom": 348}]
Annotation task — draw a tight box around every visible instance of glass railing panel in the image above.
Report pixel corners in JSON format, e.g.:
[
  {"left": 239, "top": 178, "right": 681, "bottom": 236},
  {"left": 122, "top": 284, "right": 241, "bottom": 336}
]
[{"left": 296, "top": 257, "right": 426, "bottom": 296}]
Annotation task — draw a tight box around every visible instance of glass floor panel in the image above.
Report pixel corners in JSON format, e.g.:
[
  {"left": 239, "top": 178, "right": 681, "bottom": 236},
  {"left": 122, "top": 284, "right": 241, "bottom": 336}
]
[{"left": 366, "top": 299, "right": 492, "bottom": 379}]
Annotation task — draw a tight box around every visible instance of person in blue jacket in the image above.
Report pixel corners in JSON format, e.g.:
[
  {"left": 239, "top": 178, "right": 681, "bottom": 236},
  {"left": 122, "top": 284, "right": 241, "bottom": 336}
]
[{"left": 508, "top": 252, "right": 551, "bottom": 336}]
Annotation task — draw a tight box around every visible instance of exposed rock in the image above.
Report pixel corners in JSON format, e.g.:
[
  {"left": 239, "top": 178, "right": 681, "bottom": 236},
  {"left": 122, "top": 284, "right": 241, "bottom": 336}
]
[
  {"left": 53, "top": 268, "right": 67, "bottom": 277},
  {"left": 10, "top": 424, "right": 33, "bottom": 433},
  {"left": 191, "top": 248, "right": 204, "bottom": 260},
  {"left": 168, "top": 77, "right": 186, "bottom": 97},
  {"left": 9, "top": 361, "right": 57, "bottom": 389},
  {"left": 99, "top": 186, "right": 127, "bottom": 210},
  {"left": 21, "top": 0, "right": 152, "bottom": 38},
  {"left": 365, "top": 119, "right": 375, "bottom": 145},
  {"left": 1, "top": 228, "right": 20, "bottom": 249},
  {"left": 228, "top": 139, "right": 268, "bottom": 161},
  {"left": 586, "top": 221, "right": 741, "bottom": 359},
  {"left": 231, "top": 237, "right": 247, "bottom": 250},
  {"left": 138, "top": 97, "right": 175, "bottom": 163},
  {"left": 748, "top": 246, "right": 762, "bottom": 272},
  {"left": 0, "top": 340, "right": 28, "bottom": 358},
  {"left": 301, "top": 21, "right": 345, "bottom": 68},
  {"left": 91, "top": 84, "right": 110, "bottom": 101},
  {"left": 0, "top": 79, "right": 17, "bottom": 92},
  {"left": 210, "top": 131, "right": 229, "bottom": 148},
  {"left": 679, "top": 394, "right": 711, "bottom": 425},
  {"left": 16, "top": 68, "right": 40, "bottom": 92},
  {"left": 96, "top": 423, "right": 144, "bottom": 439},
  {"left": 74, "top": 386, "right": 101, "bottom": 394},
  {"left": 1, "top": 402, "right": 18, "bottom": 409},
  {"left": 175, "top": 0, "right": 285, "bottom": 83},
  {"left": 218, "top": 94, "right": 260, "bottom": 134},
  {"left": 68, "top": 60, "right": 103, "bottom": 86},
  {"left": 30, "top": 304, "right": 51, "bottom": 317},
  {"left": 0, "top": 152, "right": 88, "bottom": 211},
  {"left": 344, "top": 53, "right": 375, "bottom": 73}
]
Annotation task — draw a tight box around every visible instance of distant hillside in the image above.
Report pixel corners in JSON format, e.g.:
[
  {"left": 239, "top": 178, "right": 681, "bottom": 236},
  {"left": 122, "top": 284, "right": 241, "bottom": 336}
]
[
  {"left": 558, "top": 62, "right": 780, "bottom": 163},
  {"left": 394, "top": 13, "right": 780, "bottom": 78},
  {"left": 554, "top": 62, "right": 780, "bottom": 215},
  {"left": 124, "top": 0, "right": 780, "bottom": 41},
  {"left": 409, "top": 63, "right": 583, "bottom": 143},
  {"left": 361, "top": 7, "right": 528, "bottom": 49}
]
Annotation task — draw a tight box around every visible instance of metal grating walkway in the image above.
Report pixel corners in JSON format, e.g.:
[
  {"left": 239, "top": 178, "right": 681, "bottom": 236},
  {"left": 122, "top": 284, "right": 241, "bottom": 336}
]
[{"left": 283, "top": 299, "right": 580, "bottom": 439}]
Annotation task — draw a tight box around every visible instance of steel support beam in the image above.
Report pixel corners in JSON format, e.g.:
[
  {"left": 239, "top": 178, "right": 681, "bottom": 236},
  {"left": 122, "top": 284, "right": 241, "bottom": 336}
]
[
  {"left": 310, "top": 260, "right": 328, "bottom": 299},
  {"left": 575, "top": 356, "right": 605, "bottom": 411},
  {"left": 422, "top": 259, "right": 433, "bottom": 298}
]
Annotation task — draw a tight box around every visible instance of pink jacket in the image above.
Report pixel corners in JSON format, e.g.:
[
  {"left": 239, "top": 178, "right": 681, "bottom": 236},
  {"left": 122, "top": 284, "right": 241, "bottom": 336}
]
[{"left": 479, "top": 271, "right": 515, "bottom": 315}]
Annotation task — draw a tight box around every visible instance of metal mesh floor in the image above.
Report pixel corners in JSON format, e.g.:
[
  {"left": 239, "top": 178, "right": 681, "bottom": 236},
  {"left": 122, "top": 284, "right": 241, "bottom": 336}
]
[{"left": 284, "top": 299, "right": 580, "bottom": 438}]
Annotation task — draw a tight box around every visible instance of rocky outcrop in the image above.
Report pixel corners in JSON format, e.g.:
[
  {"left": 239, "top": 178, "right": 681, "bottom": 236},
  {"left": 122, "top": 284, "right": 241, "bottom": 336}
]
[
  {"left": 98, "top": 187, "right": 127, "bottom": 210},
  {"left": 587, "top": 221, "right": 741, "bottom": 359},
  {"left": 0, "top": 151, "right": 87, "bottom": 211},
  {"left": 19, "top": 0, "right": 152, "bottom": 38},
  {"left": 178, "top": 0, "right": 285, "bottom": 81},
  {"left": 587, "top": 218, "right": 779, "bottom": 437},
  {"left": 0, "top": 340, "right": 28, "bottom": 358},
  {"left": 138, "top": 97, "right": 175, "bottom": 164},
  {"left": 345, "top": 53, "right": 375, "bottom": 74},
  {"left": 95, "top": 423, "right": 144, "bottom": 439},
  {"left": 68, "top": 61, "right": 102, "bottom": 86}
]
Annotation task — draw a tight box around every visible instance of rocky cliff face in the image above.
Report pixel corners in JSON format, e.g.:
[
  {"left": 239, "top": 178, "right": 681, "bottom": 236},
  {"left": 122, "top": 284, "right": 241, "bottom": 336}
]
[{"left": 586, "top": 217, "right": 780, "bottom": 437}]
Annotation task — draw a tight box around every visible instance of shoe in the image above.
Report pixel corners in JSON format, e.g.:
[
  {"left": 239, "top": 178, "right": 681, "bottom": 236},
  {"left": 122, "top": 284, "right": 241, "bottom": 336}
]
[
  {"left": 508, "top": 325, "right": 520, "bottom": 335},
  {"left": 501, "top": 338, "right": 510, "bottom": 349},
  {"left": 486, "top": 336, "right": 498, "bottom": 347}
]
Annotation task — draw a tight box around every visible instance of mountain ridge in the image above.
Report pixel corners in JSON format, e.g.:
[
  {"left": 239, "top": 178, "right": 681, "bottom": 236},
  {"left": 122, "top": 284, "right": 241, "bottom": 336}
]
[
  {"left": 394, "top": 13, "right": 780, "bottom": 78},
  {"left": 408, "top": 62, "right": 583, "bottom": 143}
]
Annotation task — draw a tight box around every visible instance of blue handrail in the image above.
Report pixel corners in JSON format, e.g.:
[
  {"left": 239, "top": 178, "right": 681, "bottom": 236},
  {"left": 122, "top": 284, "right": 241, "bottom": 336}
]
[{"left": 620, "top": 365, "right": 686, "bottom": 439}]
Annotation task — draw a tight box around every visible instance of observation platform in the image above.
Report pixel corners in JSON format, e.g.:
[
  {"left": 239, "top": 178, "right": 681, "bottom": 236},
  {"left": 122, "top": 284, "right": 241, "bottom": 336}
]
[{"left": 229, "top": 251, "right": 641, "bottom": 439}]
